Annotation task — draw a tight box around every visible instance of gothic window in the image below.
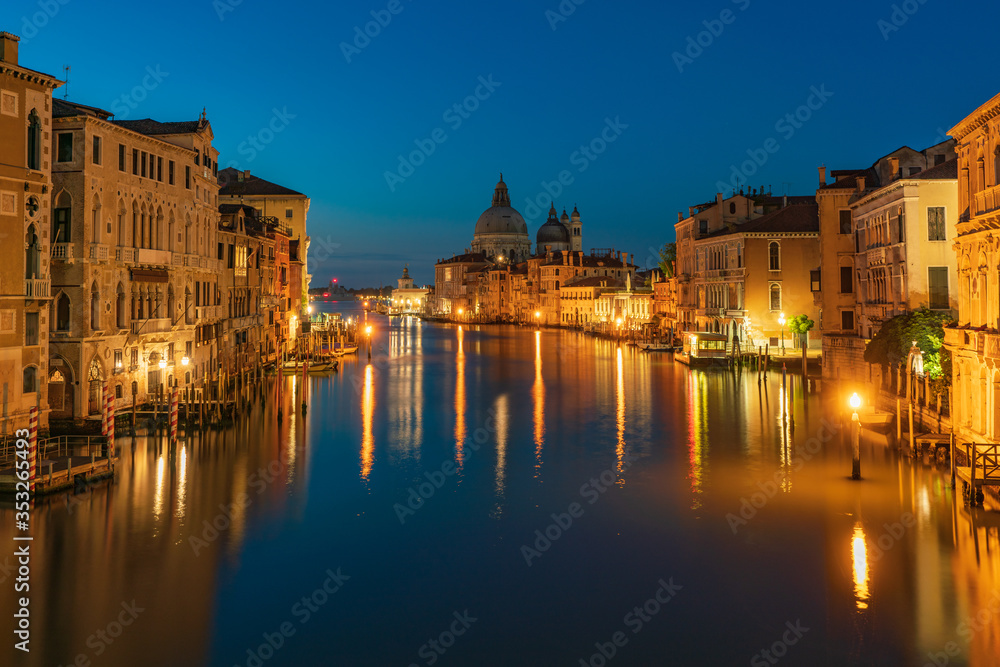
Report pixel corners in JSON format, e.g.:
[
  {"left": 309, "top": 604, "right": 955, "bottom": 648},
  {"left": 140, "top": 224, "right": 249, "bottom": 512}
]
[{"left": 27, "top": 110, "right": 41, "bottom": 170}]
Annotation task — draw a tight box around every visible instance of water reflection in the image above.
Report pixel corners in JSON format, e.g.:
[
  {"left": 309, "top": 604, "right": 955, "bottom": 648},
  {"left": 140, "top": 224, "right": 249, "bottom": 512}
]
[
  {"left": 360, "top": 364, "right": 374, "bottom": 481},
  {"left": 153, "top": 454, "right": 165, "bottom": 521},
  {"left": 455, "top": 326, "right": 466, "bottom": 472},
  {"left": 852, "top": 523, "right": 870, "bottom": 611},
  {"left": 615, "top": 346, "right": 627, "bottom": 484},
  {"left": 175, "top": 445, "right": 187, "bottom": 519},
  {"left": 492, "top": 393, "right": 509, "bottom": 518},
  {"left": 686, "top": 372, "right": 707, "bottom": 509},
  {"left": 533, "top": 330, "right": 545, "bottom": 475}
]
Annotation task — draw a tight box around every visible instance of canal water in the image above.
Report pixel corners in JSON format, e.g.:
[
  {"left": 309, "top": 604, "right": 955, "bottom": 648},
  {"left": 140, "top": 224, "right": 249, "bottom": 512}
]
[{"left": 4, "top": 304, "right": 1000, "bottom": 666}]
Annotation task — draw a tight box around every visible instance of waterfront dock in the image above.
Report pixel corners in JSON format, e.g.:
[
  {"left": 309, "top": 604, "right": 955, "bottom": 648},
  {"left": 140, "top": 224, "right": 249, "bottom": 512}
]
[{"left": 0, "top": 434, "right": 114, "bottom": 495}]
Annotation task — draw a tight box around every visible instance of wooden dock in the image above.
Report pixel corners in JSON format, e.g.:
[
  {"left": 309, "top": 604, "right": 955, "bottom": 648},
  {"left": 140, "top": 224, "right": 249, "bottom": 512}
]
[
  {"left": 0, "top": 435, "right": 115, "bottom": 495},
  {"left": 954, "top": 442, "right": 1000, "bottom": 505}
]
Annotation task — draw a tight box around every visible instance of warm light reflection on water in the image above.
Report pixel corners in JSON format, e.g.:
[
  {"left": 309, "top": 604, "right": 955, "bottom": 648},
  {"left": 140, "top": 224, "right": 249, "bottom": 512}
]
[
  {"left": 852, "top": 523, "right": 870, "bottom": 610},
  {"left": 153, "top": 454, "right": 165, "bottom": 520},
  {"left": 533, "top": 330, "right": 544, "bottom": 475},
  {"left": 686, "top": 372, "right": 706, "bottom": 508},
  {"left": 493, "top": 393, "right": 509, "bottom": 517},
  {"left": 360, "top": 364, "right": 374, "bottom": 481},
  {"left": 454, "top": 326, "right": 466, "bottom": 471},
  {"left": 615, "top": 346, "right": 627, "bottom": 484},
  {"left": 175, "top": 445, "right": 187, "bottom": 519}
]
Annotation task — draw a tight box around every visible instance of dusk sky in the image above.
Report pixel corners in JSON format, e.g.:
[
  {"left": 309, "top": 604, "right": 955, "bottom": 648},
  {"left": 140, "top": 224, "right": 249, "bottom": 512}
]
[{"left": 6, "top": 0, "right": 1000, "bottom": 286}]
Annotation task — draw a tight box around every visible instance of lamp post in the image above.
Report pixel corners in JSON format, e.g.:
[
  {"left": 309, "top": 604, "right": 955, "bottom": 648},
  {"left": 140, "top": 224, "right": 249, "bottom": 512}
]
[
  {"left": 534, "top": 310, "right": 541, "bottom": 329},
  {"left": 778, "top": 313, "right": 786, "bottom": 355},
  {"left": 616, "top": 317, "right": 623, "bottom": 342},
  {"left": 850, "top": 392, "right": 862, "bottom": 480},
  {"left": 365, "top": 324, "right": 372, "bottom": 360}
]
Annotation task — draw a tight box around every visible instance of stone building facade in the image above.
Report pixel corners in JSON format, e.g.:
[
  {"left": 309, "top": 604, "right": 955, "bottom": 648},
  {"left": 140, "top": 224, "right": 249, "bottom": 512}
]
[
  {"left": 47, "top": 98, "right": 221, "bottom": 420},
  {"left": 0, "top": 32, "right": 61, "bottom": 431}
]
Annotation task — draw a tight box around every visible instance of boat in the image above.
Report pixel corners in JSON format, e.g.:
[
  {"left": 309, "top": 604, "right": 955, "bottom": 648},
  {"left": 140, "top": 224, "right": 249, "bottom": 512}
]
[
  {"left": 675, "top": 332, "right": 730, "bottom": 367},
  {"left": 331, "top": 345, "right": 358, "bottom": 356},
  {"left": 281, "top": 360, "right": 339, "bottom": 375},
  {"left": 637, "top": 342, "right": 674, "bottom": 352}
]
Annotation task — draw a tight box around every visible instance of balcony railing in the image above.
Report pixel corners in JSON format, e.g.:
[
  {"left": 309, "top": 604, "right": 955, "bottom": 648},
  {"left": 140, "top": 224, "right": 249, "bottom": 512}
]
[
  {"left": 973, "top": 184, "right": 1000, "bottom": 218},
  {"left": 52, "top": 243, "right": 75, "bottom": 261},
  {"left": 135, "top": 248, "right": 172, "bottom": 266},
  {"left": 116, "top": 246, "right": 136, "bottom": 263},
  {"left": 131, "top": 318, "right": 172, "bottom": 335},
  {"left": 25, "top": 278, "right": 50, "bottom": 299},
  {"left": 89, "top": 243, "right": 109, "bottom": 261},
  {"left": 172, "top": 253, "right": 184, "bottom": 267}
]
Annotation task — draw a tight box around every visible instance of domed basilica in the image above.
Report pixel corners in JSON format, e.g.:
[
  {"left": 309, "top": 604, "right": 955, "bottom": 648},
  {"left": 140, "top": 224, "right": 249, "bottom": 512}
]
[{"left": 471, "top": 176, "right": 582, "bottom": 261}]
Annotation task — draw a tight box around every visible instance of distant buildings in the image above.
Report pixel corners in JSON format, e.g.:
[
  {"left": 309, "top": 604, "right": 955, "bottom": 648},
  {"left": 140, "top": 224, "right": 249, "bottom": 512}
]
[
  {"left": 391, "top": 266, "right": 429, "bottom": 313},
  {"left": 432, "top": 177, "right": 641, "bottom": 331}
]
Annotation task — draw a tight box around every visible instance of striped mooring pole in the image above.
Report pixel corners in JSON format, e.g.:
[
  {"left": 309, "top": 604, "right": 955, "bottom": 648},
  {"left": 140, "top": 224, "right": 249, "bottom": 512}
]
[
  {"left": 106, "top": 385, "right": 115, "bottom": 459},
  {"left": 28, "top": 406, "right": 38, "bottom": 496},
  {"left": 169, "top": 387, "right": 179, "bottom": 445},
  {"left": 101, "top": 382, "right": 109, "bottom": 437}
]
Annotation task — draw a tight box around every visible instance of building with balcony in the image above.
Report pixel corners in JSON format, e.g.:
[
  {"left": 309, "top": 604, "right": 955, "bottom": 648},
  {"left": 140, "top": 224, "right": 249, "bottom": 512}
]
[
  {"left": 0, "top": 31, "right": 61, "bottom": 431},
  {"left": 218, "top": 168, "right": 310, "bottom": 303},
  {"left": 819, "top": 141, "right": 957, "bottom": 382},
  {"left": 675, "top": 191, "right": 820, "bottom": 350},
  {"left": 945, "top": 91, "right": 1000, "bottom": 442},
  {"left": 47, "top": 97, "right": 220, "bottom": 420}
]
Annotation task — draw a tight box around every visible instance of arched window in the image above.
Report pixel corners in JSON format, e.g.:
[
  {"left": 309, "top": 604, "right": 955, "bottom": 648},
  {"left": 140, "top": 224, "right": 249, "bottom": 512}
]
[
  {"left": 116, "top": 283, "right": 126, "bottom": 329},
  {"left": 768, "top": 242, "right": 780, "bottom": 271},
  {"left": 25, "top": 225, "right": 41, "bottom": 279},
  {"left": 117, "top": 200, "right": 127, "bottom": 247},
  {"left": 27, "top": 110, "right": 41, "bottom": 170},
  {"left": 769, "top": 283, "right": 781, "bottom": 311},
  {"left": 55, "top": 293, "right": 70, "bottom": 331},
  {"left": 23, "top": 366, "right": 37, "bottom": 394},
  {"left": 53, "top": 192, "right": 71, "bottom": 245},
  {"left": 132, "top": 201, "right": 140, "bottom": 249},
  {"left": 90, "top": 281, "right": 100, "bottom": 330}
]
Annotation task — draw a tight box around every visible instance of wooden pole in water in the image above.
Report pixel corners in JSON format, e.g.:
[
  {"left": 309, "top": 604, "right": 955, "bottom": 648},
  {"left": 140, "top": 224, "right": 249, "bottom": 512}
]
[
  {"left": 949, "top": 431, "right": 956, "bottom": 489},
  {"left": 896, "top": 398, "right": 902, "bottom": 444},
  {"left": 908, "top": 401, "right": 915, "bottom": 456},
  {"left": 852, "top": 411, "right": 861, "bottom": 480}
]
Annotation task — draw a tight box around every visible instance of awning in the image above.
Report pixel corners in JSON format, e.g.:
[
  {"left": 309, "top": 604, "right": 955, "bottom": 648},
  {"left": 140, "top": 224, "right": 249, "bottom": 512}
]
[{"left": 131, "top": 268, "right": 169, "bottom": 283}]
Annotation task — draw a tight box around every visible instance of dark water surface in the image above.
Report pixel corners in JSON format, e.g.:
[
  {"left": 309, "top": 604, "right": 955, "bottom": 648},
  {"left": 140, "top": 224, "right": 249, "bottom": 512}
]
[{"left": 4, "top": 304, "right": 1000, "bottom": 666}]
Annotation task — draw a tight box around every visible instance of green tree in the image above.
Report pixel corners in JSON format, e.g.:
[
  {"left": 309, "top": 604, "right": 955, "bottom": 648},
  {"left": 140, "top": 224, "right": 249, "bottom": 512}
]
[
  {"left": 658, "top": 243, "right": 676, "bottom": 278},
  {"left": 863, "top": 308, "right": 953, "bottom": 388},
  {"left": 788, "top": 314, "right": 814, "bottom": 347}
]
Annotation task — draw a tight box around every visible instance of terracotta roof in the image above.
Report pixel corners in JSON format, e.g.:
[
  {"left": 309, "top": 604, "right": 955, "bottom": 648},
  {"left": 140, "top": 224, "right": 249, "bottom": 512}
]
[
  {"left": 437, "top": 252, "right": 488, "bottom": 265},
  {"left": 218, "top": 167, "right": 304, "bottom": 197},
  {"left": 910, "top": 158, "right": 958, "bottom": 180},
  {"left": 707, "top": 203, "right": 819, "bottom": 237},
  {"left": 111, "top": 118, "right": 205, "bottom": 135},
  {"left": 53, "top": 98, "right": 113, "bottom": 120}
]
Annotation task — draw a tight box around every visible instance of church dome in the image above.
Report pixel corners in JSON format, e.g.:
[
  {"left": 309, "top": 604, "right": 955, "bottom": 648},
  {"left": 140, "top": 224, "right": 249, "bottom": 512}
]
[
  {"left": 474, "top": 176, "right": 528, "bottom": 236},
  {"left": 537, "top": 204, "right": 570, "bottom": 246}
]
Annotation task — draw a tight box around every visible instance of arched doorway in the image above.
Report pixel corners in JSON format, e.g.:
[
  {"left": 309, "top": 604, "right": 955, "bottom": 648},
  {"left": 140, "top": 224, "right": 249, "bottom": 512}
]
[
  {"left": 47, "top": 365, "right": 74, "bottom": 420},
  {"left": 87, "top": 357, "right": 103, "bottom": 416}
]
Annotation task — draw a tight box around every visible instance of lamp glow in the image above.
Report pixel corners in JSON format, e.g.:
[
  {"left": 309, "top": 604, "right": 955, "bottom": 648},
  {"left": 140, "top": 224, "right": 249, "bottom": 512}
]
[
  {"left": 850, "top": 393, "right": 861, "bottom": 410},
  {"left": 534, "top": 311, "right": 541, "bottom": 319},
  {"left": 181, "top": 356, "right": 189, "bottom": 366},
  {"left": 158, "top": 359, "right": 166, "bottom": 370},
  {"left": 365, "top": 325, "right": 372, "bottom": 336}
]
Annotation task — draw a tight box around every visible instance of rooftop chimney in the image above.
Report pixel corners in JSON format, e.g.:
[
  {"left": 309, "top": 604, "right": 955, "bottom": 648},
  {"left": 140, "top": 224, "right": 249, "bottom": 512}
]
[
  {"left": 782, "top": 195, "right": 787, "bottom": 208},
  {"left": 887, "top": 157, "right": 899, "bottom": 181},
  {"left": 0, "top": 32, "right": 19, "bottom": 65},
  {"left": 716, "top": 193, "right": 723, "bottom": 205},
  {"left": 677, "top": 212, "right": 683, "bottom": 223},
  {"left": 818, "top": 165, "right": 827, "bottom": 186},
  {"left": 688, "top": 206, "right": 696, "bottom": 217},
  {"left": 856, "top": 175, "right": 866, "bottom": 192}
]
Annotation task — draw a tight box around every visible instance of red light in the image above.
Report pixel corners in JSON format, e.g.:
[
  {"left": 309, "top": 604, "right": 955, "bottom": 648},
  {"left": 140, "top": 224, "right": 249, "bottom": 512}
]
[
  {"left": 333, "top": 278, "right": 338, "bottom": 283},
  {"left": 323, "top": 293, "right": 329, "bottom": 297}
]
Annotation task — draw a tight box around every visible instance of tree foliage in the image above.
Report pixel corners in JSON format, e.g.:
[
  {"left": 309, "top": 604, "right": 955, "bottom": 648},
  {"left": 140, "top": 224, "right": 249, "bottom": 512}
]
[
  {"left": 863, "top": 308, "right": 952, "bottom": 385},
  {"left": 658, "top": 243, "right": 676, "bottom": 278},
  {"left": 788, "top": 315, "right": 814, "bottom": 335}
]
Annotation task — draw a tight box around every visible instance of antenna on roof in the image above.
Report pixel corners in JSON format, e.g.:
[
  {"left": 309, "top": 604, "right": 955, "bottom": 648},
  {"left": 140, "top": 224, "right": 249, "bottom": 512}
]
[{"left": 62, "top": 65, "right": 70, "bottom": 100}]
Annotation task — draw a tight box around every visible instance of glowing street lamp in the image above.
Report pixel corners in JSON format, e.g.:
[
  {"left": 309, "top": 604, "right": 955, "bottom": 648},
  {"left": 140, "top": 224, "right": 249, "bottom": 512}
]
[
  {"left": 778, "top": 312, "right": 786, "bottom": 354},
  {"left": 158, "top": 358, "right": 167, "bottom": 370},
  {"left": 365, "top": 324, "right": 373, "bottom": 360},
  {"left": 307, "top": 305, "right": 313, "bottom": 314},
  {"left": 181, "top": 356, "right": 190, "bottom": 366},
  {"left": 850, "top": 392, "right": 862, "bottom": 480}
]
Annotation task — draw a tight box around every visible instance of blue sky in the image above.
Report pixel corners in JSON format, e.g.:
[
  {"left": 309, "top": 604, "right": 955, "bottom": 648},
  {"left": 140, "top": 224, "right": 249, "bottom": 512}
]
[{"left": 5, "top": 0, "right": 999, "bottom": 286}]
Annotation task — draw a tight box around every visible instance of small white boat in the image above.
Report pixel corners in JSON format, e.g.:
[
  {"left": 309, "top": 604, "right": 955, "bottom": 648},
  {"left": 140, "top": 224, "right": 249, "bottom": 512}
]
[
  {"left": 331, "top": 346, "right": 359, "bottom": 356},
  {"left": 858, "top": 410, "right": 895, "bottom": 432},
  {"left": 637, "top": 342, "right": 673, "bottom": 352}
]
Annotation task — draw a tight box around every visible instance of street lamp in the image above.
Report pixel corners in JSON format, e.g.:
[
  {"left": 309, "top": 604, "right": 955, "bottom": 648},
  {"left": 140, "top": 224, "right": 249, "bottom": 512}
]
[
  {"left": 181, "top": 356, "right": 189, "bottom": 366},
  {"left": 616, "top": 317, "right": 623, "bottom": 341},
  {"left": 307, "top": 305, "right": 313, "bottom": 314},
  {"left": 778, "top": 313, "right": 786, "bottom": 355},
  {"left": 365, "top": 324, "right": 373, "bottom": 360},
  {"left": 850, "top": 392, "right": 862, "bottom": 480}
]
